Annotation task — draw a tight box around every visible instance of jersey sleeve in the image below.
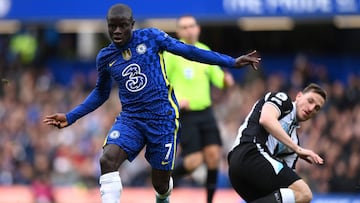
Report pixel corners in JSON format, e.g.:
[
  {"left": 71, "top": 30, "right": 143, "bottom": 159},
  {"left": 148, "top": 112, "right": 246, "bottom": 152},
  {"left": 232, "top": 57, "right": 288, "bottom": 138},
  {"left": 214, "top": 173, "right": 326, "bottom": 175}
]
[
  {"left": 198, "top": 43, "right": 226, "bottom": 89},
  {"left": 65, "top": 53, "right": 112, "bottom": 125},
  {"left": 150, "top": 28, "right": 236, "bottom": 68},
  {"left": 264, "top": 92, "right": 293, "bottom": 119}
]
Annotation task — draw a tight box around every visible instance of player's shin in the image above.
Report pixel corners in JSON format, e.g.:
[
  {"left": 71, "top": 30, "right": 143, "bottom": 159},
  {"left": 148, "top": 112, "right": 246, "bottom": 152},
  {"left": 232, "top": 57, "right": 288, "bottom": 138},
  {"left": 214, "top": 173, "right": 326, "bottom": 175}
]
[
  {"left": 99, "top": 171, "right": 122, "bottom": 203},
  {"left": 251, "top": 188, "right": 295, "bottom": 203},
  {"left": 155, "top": 177, "right": 173, "bottom": 203}
]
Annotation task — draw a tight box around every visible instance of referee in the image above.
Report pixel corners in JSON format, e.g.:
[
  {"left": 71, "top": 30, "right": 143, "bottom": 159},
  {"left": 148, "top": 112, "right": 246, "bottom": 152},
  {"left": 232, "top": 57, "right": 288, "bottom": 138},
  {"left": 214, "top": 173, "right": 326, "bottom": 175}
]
[{"left": 163, "top": 15, "right": 234, "bottom": 203}]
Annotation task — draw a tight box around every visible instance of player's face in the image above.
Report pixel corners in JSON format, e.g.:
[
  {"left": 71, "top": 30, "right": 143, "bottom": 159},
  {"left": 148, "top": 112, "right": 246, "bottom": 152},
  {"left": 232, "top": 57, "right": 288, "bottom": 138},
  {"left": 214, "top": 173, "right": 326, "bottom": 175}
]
[
  {"left": 176, "top": 16, "right": 200, "bottom": 45},
  {"left": 295, "top": 91, "right": 325, "bottom": 121},
  {"left": 107, "top": 16, "right": 134, "bottom": 47}
]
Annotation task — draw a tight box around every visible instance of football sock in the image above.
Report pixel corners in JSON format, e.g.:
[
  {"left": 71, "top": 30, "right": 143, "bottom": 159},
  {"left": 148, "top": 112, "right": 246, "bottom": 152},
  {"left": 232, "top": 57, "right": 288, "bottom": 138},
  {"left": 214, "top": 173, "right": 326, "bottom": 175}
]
[
  {"left": 279, "top": 188, "right": 296, "bottom": 203},
  {"left": 206, "top": 169, "right": 218, "bottom": 203},
  {"left": 99, "top": 171, "right": 122, "bottom": 203},
  {"left": 251, "top": 188, "right": 295, "bottom": 203},
  {"left": 156, "top": 177, "right": 173, "bottom": 203}
]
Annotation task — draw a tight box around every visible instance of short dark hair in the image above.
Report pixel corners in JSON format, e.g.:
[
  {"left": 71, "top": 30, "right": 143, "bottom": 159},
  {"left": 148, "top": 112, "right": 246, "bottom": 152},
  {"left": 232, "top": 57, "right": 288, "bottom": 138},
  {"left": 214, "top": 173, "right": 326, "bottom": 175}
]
[
  {"left": 107, "top": 4, "right": 133, "bottom": 21},
  {"left": 302, "top": 83, "right": 327, "bottom": 101}
]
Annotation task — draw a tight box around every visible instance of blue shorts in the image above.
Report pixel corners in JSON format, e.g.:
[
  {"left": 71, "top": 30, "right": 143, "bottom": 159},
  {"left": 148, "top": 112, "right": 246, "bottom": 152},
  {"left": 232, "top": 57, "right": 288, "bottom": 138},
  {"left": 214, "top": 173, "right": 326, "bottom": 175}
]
[{"left": 104, "top": 115, "right": 180, "bottom": 171}]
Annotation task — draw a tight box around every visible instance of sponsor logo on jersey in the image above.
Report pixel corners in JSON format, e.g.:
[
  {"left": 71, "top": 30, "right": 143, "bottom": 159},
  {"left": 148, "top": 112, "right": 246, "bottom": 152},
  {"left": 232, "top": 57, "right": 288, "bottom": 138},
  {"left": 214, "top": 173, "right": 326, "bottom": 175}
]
[
  {"left": 109, "top": 60, "right": 117, "bottom": 67},
  {"left": 122, "top": 63, "right": 148, "bottom": 92},
  {"left": 161, "top": 161, "right": 169, "bottom": 165}
]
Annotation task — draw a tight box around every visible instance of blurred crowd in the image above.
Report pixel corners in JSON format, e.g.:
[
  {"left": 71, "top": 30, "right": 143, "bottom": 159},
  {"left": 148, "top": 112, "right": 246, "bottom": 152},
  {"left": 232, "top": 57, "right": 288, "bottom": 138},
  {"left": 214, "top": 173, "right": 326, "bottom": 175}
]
[{"left": 0, "top": 26, "right": 360, "bottom": 203}]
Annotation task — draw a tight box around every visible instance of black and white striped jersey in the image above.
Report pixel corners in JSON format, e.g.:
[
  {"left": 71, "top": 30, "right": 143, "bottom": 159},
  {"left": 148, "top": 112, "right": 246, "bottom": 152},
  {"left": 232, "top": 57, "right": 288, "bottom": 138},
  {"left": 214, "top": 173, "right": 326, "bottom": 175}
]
[{"left": 231, "top": 91, "right": 300, "bottom": 168}]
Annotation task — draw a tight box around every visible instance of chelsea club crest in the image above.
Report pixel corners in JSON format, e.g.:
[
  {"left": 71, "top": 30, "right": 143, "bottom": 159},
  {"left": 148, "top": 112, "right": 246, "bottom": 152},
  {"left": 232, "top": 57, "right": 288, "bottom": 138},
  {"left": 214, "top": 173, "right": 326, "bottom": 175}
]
[{"left": 136, "top": 44, "right": 147, "bottom": 54}]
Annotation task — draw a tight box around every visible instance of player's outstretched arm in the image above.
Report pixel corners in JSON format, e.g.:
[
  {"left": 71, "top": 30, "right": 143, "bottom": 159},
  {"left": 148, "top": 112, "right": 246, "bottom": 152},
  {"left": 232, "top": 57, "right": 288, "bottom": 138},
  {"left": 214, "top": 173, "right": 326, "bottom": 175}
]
[
  {"left": 295, "top": 147, "right": 324, "bottom": 165},
  {"left": 43, "top": 113, "right": 69, "bottom": 129},
  {"left": 234, "top": 50, "right": 261, "bottom": 70}
]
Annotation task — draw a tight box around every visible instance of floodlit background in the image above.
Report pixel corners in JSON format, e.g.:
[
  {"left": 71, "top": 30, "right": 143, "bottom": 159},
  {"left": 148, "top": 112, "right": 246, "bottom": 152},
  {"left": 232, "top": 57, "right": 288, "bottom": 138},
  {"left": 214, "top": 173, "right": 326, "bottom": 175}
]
[{"left": 0, "top": 0, "right": 359, "bottom": 202}]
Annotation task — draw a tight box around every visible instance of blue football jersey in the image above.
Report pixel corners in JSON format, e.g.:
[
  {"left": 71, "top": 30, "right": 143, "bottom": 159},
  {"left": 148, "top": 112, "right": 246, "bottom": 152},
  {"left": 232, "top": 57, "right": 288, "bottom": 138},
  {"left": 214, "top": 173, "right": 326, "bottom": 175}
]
[{"left": 66, "top": 28, "right": 236, "bottom": 124}]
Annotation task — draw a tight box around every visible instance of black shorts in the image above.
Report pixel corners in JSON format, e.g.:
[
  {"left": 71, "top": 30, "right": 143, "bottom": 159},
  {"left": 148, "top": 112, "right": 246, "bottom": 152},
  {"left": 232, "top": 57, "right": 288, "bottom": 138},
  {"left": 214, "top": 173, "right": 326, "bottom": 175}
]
[
  {"left": 178, "top": 107, "right": 222, "bottom": 156},
  {"left": 228, "top": 142, "right": 300, "bottom": 202}
]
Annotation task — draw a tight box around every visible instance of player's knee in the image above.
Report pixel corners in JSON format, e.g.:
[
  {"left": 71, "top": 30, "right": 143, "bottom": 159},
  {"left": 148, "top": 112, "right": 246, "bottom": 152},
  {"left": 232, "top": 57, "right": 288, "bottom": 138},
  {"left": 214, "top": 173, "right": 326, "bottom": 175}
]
[
  {"left": 298, "top": 189, "right": 312, "bottom": 203},
  {"left": 100, "top": 145, "right": 127, "bottom": 174},
  {"left": 290, "top": 180, "right": 313, "bottom": 203},
  {"left": 99, "top": 153, "right": 118, "bottom": 172}
]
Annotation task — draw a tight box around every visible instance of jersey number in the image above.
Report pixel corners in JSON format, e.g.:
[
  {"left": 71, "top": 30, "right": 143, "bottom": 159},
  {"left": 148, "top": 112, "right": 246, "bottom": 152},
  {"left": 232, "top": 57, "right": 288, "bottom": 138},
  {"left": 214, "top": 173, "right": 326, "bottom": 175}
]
[
  {"left": 164, "top": 143, "right": 172, "bottom": 160},
  {"left": 122, "top": 63, "right": 147, "bottom": 92},
  {"left": 270, "top": 92, "right": 288, "bottom": 106}
]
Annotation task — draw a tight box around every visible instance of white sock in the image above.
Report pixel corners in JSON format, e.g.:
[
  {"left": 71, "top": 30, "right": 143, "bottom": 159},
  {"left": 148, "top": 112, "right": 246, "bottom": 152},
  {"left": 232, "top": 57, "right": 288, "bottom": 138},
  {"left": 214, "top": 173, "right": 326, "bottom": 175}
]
[
  {"left": 156, "top": 177, "right": 173, "bottom": 199},
  {"left": 99, "top": 171, "right": 122, "bottom": 203},
  {"left": 280, "top": 188, "right": 295, "bottom": 203}
]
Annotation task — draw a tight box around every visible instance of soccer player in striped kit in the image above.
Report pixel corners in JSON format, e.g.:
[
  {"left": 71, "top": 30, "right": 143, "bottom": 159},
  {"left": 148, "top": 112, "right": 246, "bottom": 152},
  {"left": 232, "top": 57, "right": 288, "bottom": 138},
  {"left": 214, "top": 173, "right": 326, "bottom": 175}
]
[{"left": 228, "top": 83, "right": 327, "bottom": 203}]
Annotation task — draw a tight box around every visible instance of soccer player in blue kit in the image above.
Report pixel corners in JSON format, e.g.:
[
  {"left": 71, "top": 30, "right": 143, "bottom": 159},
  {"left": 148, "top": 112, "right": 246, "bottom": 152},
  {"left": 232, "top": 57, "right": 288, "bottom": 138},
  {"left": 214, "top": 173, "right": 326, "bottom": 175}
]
[{"left": 43, "top": 3, "right": 260, "bottom": 203}]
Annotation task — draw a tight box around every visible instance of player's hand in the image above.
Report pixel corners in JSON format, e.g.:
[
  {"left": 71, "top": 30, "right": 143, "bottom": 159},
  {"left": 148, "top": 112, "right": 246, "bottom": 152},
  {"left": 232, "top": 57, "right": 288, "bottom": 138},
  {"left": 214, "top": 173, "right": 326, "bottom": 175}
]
[
  {"left": 234, "top": 50, "right": 261, "bottom": 70},
  {"left": 296, "top": 147, "right": 324, "bottom": 165},
  {"left": 43, "top": 113, "right": 69, "bottom": 129}
]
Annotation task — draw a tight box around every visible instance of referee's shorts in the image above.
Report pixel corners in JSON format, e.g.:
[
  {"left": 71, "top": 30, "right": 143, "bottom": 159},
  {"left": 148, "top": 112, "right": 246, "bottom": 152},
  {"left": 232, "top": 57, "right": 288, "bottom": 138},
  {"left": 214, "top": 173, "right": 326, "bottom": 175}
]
[
  {"left": 179, "top": 107, "right": 222, "bottom": 156},
  {"left": 228, "top": 142, "right": 300, "bottom": 202}
]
